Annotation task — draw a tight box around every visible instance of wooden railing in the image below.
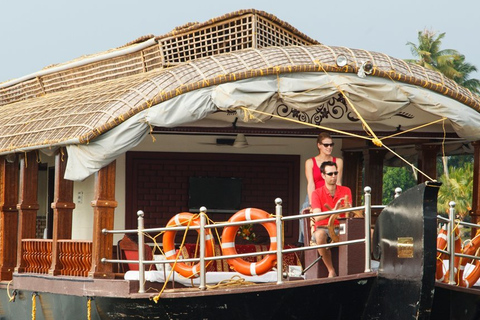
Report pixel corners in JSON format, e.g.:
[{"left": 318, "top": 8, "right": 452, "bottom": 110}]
[
  {"left": 58, "top": 240, "right": 92, "bottom": 277},
  {"left": 22, "top": 239, "right": 52, "bottom": 274},
  {"left": 21, "top": 239, "right": 92, "bottom": 277}
]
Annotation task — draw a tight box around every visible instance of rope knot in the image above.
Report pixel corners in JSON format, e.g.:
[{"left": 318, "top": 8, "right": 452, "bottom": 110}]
[{"left": 372, "top": 138, "right": 383, "bottom": 147}]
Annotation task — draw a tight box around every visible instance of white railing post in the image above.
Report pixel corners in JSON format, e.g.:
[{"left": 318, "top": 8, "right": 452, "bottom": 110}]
[
  {"left": 364, "top": 187, "right": 372, "bottom": 272},
  {"left": 448, "top": 201, "right": 456, "bottom": 285},
  {"left": 137, "top": 210, "right": 145, "bottom": 293},
  {"left": 199, "top": 206, "right": 207, "bottom": 290},
  {"left": 394, "top": 187, "right": 402, "bottom": 198},
  {"left": 275, "top": 198, "right": 283, "bottom": 284}
]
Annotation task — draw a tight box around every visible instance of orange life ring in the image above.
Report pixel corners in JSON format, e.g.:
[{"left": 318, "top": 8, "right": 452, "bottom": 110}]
[
  {"left": 221, "top": 208, "right": 277, "bottom": 276},
  {"left": 463, "top": 260, "right": 480, "bottom": 288},
  {"left": 459, "top": 230, "right": 480, "bottom": 287},
  {"left": 436, "top": 225, "right": 461, "bottom": 282},
  {"left": 163, "top": 212, "right": 215, "bottom": 278},
  {"left": 435, "top": 225, "right": 448, "bottom": 281}
]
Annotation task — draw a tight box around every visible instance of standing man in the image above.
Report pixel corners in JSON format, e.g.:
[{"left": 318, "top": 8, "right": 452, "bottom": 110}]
[{"left": 311, "top": 161, "right": 352, "bottom": 278}]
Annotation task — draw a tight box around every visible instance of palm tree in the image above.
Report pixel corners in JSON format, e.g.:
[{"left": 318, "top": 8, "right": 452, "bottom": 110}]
[
  {"left": 406, "top": 29, "right": 480, "bottom": 95},
  {"left": 452, "top": 55, "right": 480, "bottom": 94},
  {"left": 406, "top": 29, "right": 461, "bottom": 79},
  {"left": 437, "top": 162, "right": 473, "bottom": 218}
]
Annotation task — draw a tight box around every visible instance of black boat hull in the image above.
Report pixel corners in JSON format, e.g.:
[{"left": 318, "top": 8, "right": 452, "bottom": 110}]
[{"left": 0, "top": 276, "right": 375, "bottom": 320}]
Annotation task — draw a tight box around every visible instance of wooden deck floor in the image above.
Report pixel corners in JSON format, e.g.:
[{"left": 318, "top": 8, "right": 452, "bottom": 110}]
[{"left": 5, "top": 271, "right": 378, "bottom": 299}]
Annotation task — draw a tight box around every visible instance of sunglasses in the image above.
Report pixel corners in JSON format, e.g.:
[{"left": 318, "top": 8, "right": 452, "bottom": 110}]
[
  {"left": 324, "top": 171, "right": 339, "bottom": 176},
  {"left": 322, "top": 143, "right": 335, "bottom": 147}
]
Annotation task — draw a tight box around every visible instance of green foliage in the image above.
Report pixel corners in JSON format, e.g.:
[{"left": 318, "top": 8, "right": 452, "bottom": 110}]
[
  {"left": 437, "top": 161, "right": 473, "bottom": 217},
  {"left": 452, "top": 55, "right": 480, "bottom": 94},
  {"left": 382, "top": 166, "right": 417, "bottom": 204},
  {"left": 437, "top": 155, "right": 474, "bottom": 176}
]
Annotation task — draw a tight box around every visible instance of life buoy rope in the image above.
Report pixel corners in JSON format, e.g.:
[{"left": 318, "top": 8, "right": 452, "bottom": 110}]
[
  {"left": 221, "top": 208, "right": 277, "bottom": 276},
  {"left": 162, "top": 212, "right": 215, "bottom": 278}
]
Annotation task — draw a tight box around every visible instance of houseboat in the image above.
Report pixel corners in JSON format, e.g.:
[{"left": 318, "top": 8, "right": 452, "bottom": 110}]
[{"left": 0, "top": 9, "right": 480, "bottom": 319}]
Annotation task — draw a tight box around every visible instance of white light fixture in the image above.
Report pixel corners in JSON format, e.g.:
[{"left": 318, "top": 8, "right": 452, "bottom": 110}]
[
  {"left": 336, "top": 54, "right": 347, "bottom": 67},
  {"left": 233, "top": 134, "right": 248, "bottom": 148},
  {"left": 357, "top": 60, "right": 373, "bottom": 78}
]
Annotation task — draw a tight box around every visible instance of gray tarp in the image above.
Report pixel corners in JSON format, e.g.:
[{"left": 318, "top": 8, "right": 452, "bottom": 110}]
[{"left": 64, "top": 73, "right": 480, "bottom": 180}]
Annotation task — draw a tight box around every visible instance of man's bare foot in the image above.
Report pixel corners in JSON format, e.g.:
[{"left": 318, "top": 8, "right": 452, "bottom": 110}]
[{"left": 328, "top": 271, "right": 337, "bottom": 278}]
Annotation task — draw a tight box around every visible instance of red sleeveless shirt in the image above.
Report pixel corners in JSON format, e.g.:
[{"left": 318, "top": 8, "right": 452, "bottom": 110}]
[{"left": 312, "top": 157, "right": 336, "bottom": 189}]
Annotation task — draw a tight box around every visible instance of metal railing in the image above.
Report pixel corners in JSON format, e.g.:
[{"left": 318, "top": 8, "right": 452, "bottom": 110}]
[
  {"left": 102, "top": 186, "right": 386, "bottom": 293},
  {"left": 437, "top": 201, "right": 480, "bottom": 285}
]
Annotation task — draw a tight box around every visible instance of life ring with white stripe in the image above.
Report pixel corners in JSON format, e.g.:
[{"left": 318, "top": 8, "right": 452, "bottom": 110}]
[
  {"left": 435, "top": 225, "right": 448, "bottom": 281},
  {"left": 221, "top": 208, "right": 277, "bottom": 276},
  {"left": 441, "top": 227, "right": 462, "bottom": 283},
  {"left": 163, "top": 212, "right": 215, "bottom": 278},
  {"left": 435, "top": 225, "right": 461, "bottom": 282},
  {"left": 459, "top": 230, "right": 480, "bottom": 287}
]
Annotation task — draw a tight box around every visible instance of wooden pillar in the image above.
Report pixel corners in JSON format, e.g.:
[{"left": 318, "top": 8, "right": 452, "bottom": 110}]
[
  {"left": 0, "top": 156, "right": 19, "bottom": 280},
  {"left": 342, "top": 151, "right": 363, "bottom": 206},
  {"left": 363, "top": 148, "right": 387, "bottom": 217},
  {"left": 416, "top": 144, "right": 439, "bottom": 184},
  {"left": 470, "top": 141, "right": 480, "bottom": 233},
  {"left": 15, "top": 152, "right": 39, "bottom": 273},
  {"left": 49, "top": 149, "right": 75, "bottom": 275},
  {"left": 89, "top": 161, "right": 117, "bottom": 279}
]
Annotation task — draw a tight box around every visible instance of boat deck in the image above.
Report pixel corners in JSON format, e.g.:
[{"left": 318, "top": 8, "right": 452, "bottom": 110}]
[
  {"left": 4, "top": 271, "right": 378, "bottom": 299},
  {"left": 435, "top": 281, "right": 480, "bottom": 296}
]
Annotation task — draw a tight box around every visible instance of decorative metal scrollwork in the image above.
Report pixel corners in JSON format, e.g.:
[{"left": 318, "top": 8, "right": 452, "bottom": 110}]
[
  {"left": 275, "top": 93, "right": 415, "bottom": 124},
  {"left": 276, "top": 94, "right": 359, "bottom": 125}
]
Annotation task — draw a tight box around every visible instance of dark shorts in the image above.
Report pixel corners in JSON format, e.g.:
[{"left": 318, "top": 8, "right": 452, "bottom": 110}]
[{"left": 311, "top": 226, "right": 339, "bottom": 243}]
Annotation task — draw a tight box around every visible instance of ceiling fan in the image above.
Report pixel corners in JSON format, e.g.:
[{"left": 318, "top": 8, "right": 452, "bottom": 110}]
[{"left": 199, "top": 134, "right": 286, "bottom": 148}]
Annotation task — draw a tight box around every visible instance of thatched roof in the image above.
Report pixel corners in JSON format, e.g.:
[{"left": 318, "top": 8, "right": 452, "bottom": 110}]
[{"left": 0, "top": 9, "right": 479, "bottom": 155}]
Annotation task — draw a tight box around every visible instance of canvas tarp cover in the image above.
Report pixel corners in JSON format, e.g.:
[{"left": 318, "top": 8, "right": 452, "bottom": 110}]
[{"left": 65, "top": 73, "right": 480, "bottom": 180}]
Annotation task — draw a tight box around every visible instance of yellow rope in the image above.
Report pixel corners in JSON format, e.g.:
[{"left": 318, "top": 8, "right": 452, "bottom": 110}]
[
  {"left": 237, "top": 61, "right": 457, "bottom": 182},
  {"left": 314, "top": 61, "right": 382, "bottom": 146},
  {"left": 239, "top": 107, "right": 372, "bottom": 142},
  {"left": 87, "top": 297, "right": 92, "bottom": 320},
  {"left": 153, "top": 214, "right": 200, "bottom": 303},
  {"left": 464, "top": 229, "right": 480, "bottom": 248},
  {"left": 381, "top": 143, "right": 435, "bottom": 182},
  {"left": 380, "top": 118, "right": 447, "bottom": 141},
  {"left": 60, "top": 147, "right": 65, "bottom": 162},
  {"left": 441, "top": 119, "right": 447, "bottom": 160},
  {"left": 339, "top": 89, "right": 381, "bottom": 147},
  {"left": 152, "top": 211, "right": 274, "bottom": 301},
  {"left": 31, "top": 292, "right": 37, "bottom": 320},
  {"left": 147, "top": 121, "right": 157, "bottom": 142},
  {"left": 35, "top": 150, "right": 41, "bottom": 163},
  {"left": 205, "top": 275, "right": 256, "bottom": 289},
  {"left": 6, "top": 280, "right": 15, "bottom": 302}
]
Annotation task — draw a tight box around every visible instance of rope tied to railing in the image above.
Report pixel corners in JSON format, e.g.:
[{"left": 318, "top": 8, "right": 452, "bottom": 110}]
[
  {"left": 6, "top": 280, "right": 16, "bottom": 302},
  {"left": 153, "top": 213, "right": 199, "bottom": 303}
]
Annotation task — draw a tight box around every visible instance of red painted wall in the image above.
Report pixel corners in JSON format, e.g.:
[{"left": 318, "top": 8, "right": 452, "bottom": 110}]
[{"left": 125, "top": 152, "right": 300, "bottom": 244}]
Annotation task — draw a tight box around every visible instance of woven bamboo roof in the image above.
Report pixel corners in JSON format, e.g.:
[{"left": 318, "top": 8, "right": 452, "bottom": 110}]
[{"left": 0, "top": 9, "right": 479, "bottom": 154}]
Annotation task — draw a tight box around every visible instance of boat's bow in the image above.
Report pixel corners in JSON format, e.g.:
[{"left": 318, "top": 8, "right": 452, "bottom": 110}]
[{"left": 364, "top": 182, "right": 440, "bottom": 319}]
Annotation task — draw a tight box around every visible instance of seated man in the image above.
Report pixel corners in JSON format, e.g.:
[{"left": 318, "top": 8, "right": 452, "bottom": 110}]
[{"left": 311, "top": 160, "right": 352, "bottom": 278}]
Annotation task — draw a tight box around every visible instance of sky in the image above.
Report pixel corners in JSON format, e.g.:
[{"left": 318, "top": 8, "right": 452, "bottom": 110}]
[{"left": 1, "top": 0, "right": 479, "bottom": 83}]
